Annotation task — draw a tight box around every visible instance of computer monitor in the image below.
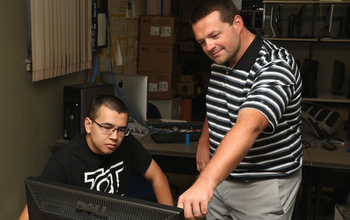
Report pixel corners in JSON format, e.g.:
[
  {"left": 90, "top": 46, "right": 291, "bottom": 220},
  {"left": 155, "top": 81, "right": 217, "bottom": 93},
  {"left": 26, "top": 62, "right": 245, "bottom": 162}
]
[
  {"left": 25, "top": 176, "right": 184, "bottom": 220},
  {"left": 296, "top": 4, "right": 306, "bottom": 36},
  {"left": 269, "top": 7, "right": 276, "bottom": 37},
  {"left": 325, "top": 4, "right": 334, "bottom": 34},
  {"left": 276, "top": 4, "right": 283, "bottom": 37},
  {"left": 100, "top": 72, "right": 148, "bottom": 123}
]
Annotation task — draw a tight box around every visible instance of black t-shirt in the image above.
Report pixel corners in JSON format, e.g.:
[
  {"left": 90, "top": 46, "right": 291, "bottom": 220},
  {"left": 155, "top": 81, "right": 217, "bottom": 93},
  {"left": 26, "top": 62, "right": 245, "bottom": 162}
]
[{"left": 39, "top": 133, "right": 152, "bottom": 196}]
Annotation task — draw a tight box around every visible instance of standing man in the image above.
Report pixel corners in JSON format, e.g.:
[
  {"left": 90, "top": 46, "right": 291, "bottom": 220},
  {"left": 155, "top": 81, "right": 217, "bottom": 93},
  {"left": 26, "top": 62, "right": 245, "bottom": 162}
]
[
  {"left": 177, "top": 0, "right": 303, "bottom": 219},
  {"left": 19, "top": 95, "right": 173, "bottom": 220}
]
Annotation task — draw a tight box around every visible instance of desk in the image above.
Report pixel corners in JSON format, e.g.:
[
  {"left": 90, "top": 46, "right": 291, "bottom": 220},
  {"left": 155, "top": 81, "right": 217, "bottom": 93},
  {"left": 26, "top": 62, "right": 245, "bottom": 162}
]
[
  {"left": 138, "top": 134, "right": 197, "bottom": 158},
  {"left": 308, "top": 144, "right": 350, "bottom": 170},
  {"left": 138, "top": 134, "right": 199, "bottom": 175},
  {"left": 302, "top": 133, "right": 350, "bottom": 170},
  {"left": 302, "top": 133, "right": 350, "bottom": 219}
]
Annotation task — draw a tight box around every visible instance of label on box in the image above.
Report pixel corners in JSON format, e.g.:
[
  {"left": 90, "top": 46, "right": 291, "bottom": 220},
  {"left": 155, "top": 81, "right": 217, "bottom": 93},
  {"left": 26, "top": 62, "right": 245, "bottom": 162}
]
[
  {"left": 150, "top": 26, "right": 160, "bottom": 36},
  {"left": 159, "top": 81, "right": 169, "bottom": 92},
  {"left": 149, "top": 83, "right": 158, "bottom": 92},
  {"left": 161, "top": 27, "right": 171, "bottom": 37}
]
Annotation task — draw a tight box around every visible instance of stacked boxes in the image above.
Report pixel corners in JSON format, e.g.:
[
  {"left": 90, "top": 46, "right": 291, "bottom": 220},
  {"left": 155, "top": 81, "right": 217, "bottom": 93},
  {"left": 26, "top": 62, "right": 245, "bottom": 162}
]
[
  {"left": 177, "top": 75, "right": 198, "bottom": 97},
  {"left": 138, "top": 15, "right": 180, "bottom": 100},
  {"left": 138, "top": 15, "right": 181, "bottom": 119}
]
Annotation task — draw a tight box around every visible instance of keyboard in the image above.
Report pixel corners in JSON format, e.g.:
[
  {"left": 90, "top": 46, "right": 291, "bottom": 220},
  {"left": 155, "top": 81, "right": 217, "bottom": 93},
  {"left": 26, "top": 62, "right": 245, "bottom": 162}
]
[
  {"left": 150, "top": 132, "right": 202, "bottom": 143},
  {"left": 146, "top": 121, "right": 203, "bottom": 129}
]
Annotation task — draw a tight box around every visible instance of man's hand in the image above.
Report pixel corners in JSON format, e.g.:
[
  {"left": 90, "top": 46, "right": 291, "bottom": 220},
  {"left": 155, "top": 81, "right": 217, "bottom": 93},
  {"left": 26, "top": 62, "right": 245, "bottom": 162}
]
[{"left": 177, "top": 178, "right": 215, "bottom": 220}]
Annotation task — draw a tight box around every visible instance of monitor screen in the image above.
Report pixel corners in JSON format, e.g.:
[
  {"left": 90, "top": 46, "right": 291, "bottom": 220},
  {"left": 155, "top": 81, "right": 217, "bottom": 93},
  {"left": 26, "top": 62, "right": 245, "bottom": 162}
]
[
  {"left": 276, "top": 5, "right": 283, "bottom": 37},
  {"left": 100, "top": 72, "right": 148, "bottom": 122},
  {"left": 296, "top": 4, "right": 305, "bottom": 36},
  {"left": 25, "top": 176, "right": 184, "bottom": 220}
]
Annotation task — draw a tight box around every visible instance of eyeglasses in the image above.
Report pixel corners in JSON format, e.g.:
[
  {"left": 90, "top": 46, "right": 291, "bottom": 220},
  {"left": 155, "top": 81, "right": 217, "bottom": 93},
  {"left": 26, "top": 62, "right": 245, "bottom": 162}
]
[{"left": 90, "top": 119, "right": 130, "bottom": 136}]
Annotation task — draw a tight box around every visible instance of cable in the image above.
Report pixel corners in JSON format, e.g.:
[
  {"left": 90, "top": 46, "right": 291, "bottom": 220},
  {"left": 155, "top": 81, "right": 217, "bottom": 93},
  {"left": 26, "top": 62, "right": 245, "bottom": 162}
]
[{"left": 91, "top": 54, "right": 98, "bottom": 82}]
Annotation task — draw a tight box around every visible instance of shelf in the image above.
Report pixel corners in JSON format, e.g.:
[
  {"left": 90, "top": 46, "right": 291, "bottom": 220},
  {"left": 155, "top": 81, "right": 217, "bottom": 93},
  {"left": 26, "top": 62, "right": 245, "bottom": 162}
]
[
  {"left": 302, "top": 90, "right": 350, "bottom": 103},
  {"left": 265, "top": 37, "right": 350, "bottom": 42},
  {"left": 264, "top": 0, "right": 350, "bottom": 4},
  {"left": 319, "top": 38, "right": 350, "bottom": 42},
  {"left": 265, "top": 37, "right": 318, "bottom": 41}
]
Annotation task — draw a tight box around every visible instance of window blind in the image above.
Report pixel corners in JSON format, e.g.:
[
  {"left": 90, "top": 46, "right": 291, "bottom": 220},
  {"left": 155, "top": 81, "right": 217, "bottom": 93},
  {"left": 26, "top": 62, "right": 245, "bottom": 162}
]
[{"left": 28, "top": 0, "right": 92, "bottom": 82}]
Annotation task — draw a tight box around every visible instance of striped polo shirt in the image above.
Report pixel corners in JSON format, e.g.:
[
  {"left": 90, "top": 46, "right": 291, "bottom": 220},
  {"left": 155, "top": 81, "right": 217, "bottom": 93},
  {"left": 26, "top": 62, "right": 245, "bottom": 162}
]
[{"left": 206, "top": 34, "right": 303, "bottom": 180}]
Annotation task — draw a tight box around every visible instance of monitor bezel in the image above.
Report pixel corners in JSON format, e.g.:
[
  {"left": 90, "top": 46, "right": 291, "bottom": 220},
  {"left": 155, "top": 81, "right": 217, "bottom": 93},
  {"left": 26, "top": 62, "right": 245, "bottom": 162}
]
[{"left": 25, "top": 176, "right": 184, "bottom": 220}]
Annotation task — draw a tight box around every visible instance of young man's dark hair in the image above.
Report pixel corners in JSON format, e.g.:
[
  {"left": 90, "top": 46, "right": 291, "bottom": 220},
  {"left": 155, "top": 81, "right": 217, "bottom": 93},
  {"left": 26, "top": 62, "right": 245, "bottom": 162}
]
[{"left": 87, "top": 95, "right": 128, "bottom": 120}]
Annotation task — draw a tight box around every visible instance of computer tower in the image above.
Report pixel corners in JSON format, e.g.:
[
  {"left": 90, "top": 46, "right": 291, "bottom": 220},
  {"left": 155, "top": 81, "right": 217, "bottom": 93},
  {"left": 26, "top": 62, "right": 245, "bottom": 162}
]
[{"left": 63, "top": 83, "right": 115, "bottom": 140}]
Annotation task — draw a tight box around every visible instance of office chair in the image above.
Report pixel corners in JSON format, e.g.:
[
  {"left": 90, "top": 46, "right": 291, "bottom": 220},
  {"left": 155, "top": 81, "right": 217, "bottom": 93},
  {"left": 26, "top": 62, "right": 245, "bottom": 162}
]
[
  {"left": 126, "top": 173, "right": 157, "bottom": 202},
  {"left": 147, "top": 103, "right": 162, "bottom": 119}
]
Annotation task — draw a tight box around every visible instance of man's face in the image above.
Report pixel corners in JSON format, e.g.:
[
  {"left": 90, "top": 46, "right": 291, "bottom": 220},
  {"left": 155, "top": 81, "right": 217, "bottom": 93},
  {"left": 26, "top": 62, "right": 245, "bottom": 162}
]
[
  {"left": 192, "top": 11, "right": 241, "bottom": 67},
  {"left": 85, "top": 105, "right": 129, "bottom": 155}
]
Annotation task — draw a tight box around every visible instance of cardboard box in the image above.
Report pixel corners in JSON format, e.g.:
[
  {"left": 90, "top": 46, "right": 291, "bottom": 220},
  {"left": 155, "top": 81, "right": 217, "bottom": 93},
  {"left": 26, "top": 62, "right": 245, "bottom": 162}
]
[
  {"left": 198, "top": 71, "right": 211, "bottom": 86},
  {"left": 177, "top": 82, "right": 198, "bottom": 96},
  {"left": 138, "top": 44, "right": 178, "bottom": 72},
  {"left": 179, "top": 75, "right": 193, "bottom": 82},
  {"left": 139, "top": 71, "right": 180, "bottom": 99},
  {"left": 140, "top": 15, "right": 180, "bottom": 45},
  {"left": 148, "top": 97, "right": 182, "bottom": 119}
]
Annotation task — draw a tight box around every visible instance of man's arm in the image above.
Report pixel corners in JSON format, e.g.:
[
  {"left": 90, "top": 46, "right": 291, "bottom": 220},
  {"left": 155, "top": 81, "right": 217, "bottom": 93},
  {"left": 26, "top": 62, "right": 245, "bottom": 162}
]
[
  {"left": 196, "top": 116, "right": 210, "bottom": 172},
  {"left": 18, "top": 205, "right": 28, "bottom": 220},
  {"left": 143, "top": 159, "right": 174, "bottom": 206},
  {"left": 177, "top": 108, "right": 269, "bottom": 219}
]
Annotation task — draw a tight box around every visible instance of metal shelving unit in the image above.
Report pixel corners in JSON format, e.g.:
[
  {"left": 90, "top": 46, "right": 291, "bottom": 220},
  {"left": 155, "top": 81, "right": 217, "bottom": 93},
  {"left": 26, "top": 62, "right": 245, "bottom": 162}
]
[{"left": 262, "top": 0, "right": 350, "bottom": 103}]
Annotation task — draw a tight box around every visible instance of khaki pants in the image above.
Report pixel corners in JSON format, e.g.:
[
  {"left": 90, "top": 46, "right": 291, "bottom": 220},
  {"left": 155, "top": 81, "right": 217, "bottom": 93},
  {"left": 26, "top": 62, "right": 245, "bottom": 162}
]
[{"left": 207, "top": 169, "right": 302, "bottom": 220}]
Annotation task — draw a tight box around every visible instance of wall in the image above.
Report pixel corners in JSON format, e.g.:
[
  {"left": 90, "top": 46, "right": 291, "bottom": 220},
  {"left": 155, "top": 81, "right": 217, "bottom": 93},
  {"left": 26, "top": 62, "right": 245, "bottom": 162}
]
[{"left": 0, "top": 0, "right": 88, "bottom": 219}]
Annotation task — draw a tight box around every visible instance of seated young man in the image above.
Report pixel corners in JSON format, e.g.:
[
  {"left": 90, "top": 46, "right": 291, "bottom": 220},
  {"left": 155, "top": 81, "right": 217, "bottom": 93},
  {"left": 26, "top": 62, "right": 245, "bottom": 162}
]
[{"left": 19, "top": 95, "right": 173, "bottom": 220}]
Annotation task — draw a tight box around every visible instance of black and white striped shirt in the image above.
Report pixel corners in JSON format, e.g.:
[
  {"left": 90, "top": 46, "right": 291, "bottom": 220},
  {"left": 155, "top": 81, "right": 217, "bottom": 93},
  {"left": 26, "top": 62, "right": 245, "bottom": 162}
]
[{"left": 206, "top": 34, "right": 303, "bottom": 180}]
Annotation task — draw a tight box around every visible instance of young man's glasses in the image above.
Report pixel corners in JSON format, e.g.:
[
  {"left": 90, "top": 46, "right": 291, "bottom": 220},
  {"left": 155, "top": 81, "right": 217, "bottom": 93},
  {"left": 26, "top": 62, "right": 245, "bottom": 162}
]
[{"left": 90, "top": 118, "right": 130, "bottom": 136}]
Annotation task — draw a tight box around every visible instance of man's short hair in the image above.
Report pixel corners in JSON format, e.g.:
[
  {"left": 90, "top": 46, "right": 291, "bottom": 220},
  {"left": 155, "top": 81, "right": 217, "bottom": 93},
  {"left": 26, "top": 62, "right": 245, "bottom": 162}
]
[
  {"left": 87, "top": 95, "right": 128, "bottom": 120},
  {"left": 189, "top": 0, "right": 240, "bottom": 25}
]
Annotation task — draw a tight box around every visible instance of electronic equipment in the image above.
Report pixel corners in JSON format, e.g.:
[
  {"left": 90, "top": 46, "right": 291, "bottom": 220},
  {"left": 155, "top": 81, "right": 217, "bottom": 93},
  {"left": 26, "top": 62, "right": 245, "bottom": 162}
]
[
  {"left": 325, "top": 4, "right": 334, "bottom": 34},
  {"left": 100, "top": 72, "right": 148, "bottom": 122},
  {"left": 146, "top": 120, "right": 203, "bottom": 129},
  {"left": 301, "top": 59, "right": 319, "bottom": 98},
  {"left": 269, "top": 7, "right": 276, "bottom": 37},
  {"left": 63, "top": 83, "right": 114, "bottom": 140},
  {"left": 288, "top": 14, "right": 296, "bottom": 38},
  {"left": 311, "top": 4, "right": 318, "bottom": 38},
  {"left": 296, "top": 4, "right": 306, "bottom": 36},
  {"left": 322, "top": 141, "right": 337, "bottom": 151},
  {"left": 150, "top": 132, "right": 202, "bottom": 143},
  {"left": 331, "top": 60, "right": 346, "bottom": 95},
  {"left": 242, "top": 0, "right": 263, "bottom": 10},
  {"left": 338, "top": 6, "right": 350, "bottom": 39},
  {"left": 276, "top": 5, "right": 283, "bottom": 37},
  {"left": 255, "top": 11, "right": 263, "bottom": 29},
  {"left": 241, "top": 11, "right": 253, "bottom": 28},
  {"left": 25, "top": 176, "right": 184, "bottom": 220}
]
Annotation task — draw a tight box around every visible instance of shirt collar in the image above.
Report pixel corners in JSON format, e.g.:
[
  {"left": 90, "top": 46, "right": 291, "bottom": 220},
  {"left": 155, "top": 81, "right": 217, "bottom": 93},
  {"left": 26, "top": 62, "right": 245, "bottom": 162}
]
[{"left": 231, "top": 32, "right": 263, "bottom": 72}]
